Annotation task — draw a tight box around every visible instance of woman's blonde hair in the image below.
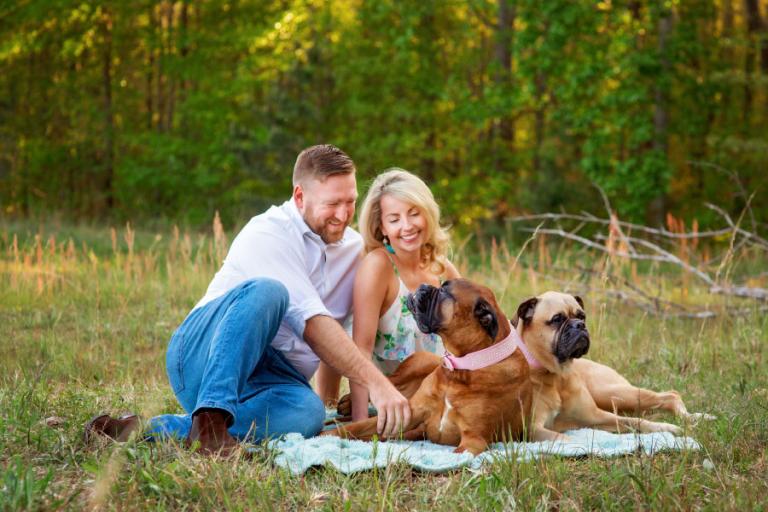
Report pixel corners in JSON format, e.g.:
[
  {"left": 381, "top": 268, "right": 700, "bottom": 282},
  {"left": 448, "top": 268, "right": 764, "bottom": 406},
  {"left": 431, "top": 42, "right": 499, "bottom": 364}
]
[{"left": 358, "top": 168, "right": 450, "bottom": 274}]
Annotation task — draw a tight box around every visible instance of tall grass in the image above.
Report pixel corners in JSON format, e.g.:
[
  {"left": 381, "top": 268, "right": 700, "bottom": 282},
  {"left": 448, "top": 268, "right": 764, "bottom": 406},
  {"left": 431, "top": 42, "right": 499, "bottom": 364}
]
[{"left": 0, "top": 216, "right": 766, "bottom": 510}]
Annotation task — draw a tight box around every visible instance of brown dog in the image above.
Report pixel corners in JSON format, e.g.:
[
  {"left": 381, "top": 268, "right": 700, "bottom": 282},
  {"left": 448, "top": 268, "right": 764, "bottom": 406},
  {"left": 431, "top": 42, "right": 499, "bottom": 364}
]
[
  {"left": 515, "top": 291, "right": 712, "bottom": 441},
  {"left": 323, "top": 279, "right": 532, "bottom": 455}
]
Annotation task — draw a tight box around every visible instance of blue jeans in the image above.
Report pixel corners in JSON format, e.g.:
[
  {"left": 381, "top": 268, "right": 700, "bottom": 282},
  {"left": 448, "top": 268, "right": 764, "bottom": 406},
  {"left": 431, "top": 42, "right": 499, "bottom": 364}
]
[{"left": 147, "top": 278, "right": 325, "bottom": 441}]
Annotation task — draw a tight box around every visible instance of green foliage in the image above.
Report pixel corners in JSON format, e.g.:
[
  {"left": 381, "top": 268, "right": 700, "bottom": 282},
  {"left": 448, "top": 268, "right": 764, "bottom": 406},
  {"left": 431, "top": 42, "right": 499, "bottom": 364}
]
[
  {"left": 1, "top": 457, "right": 57, "bottom": 511},
  {"left": 0, "top": 1, "right": 766, "bottom": 229}
]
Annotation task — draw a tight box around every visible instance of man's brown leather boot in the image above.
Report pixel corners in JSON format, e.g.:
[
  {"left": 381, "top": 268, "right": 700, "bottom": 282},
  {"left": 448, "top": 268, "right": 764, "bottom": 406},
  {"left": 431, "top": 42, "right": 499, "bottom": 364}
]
[
  {"left": 84, "top": 414, "right": 141, "bottom": 443},
  {"left": 187, "top": 409, "right": 239, "bottom": 456}
]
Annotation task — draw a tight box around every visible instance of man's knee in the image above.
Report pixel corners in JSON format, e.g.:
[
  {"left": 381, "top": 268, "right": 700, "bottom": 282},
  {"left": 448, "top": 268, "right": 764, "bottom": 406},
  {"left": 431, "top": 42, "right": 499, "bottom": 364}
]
[
  {"left": 239, "top": 278, "right": 289, "bottom": 315},
  {"left": 299, "top": 392, "right": 326, "bottom": 437},
  {"left": 275, "top": 387, "right": 325, "bottom": 438}
]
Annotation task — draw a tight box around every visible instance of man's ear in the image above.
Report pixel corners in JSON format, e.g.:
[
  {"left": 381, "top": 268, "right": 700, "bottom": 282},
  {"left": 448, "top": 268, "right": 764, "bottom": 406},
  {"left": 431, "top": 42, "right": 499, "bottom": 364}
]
[
  {"left": 573, "top": 295, "right": 584, "bottom": 310},
  {"left": 293, "top": 184, "right": 304, "bottom": 210},
  {"left": 474, "top": 300, "right": 499, "bottom": 341},
  {"left": 515, "top": 297, "right": 538, "bottom": 326}
]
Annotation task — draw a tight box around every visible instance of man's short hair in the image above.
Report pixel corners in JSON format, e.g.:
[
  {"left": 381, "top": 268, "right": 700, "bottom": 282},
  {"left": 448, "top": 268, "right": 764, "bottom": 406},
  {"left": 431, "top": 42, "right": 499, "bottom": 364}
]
[{"left": 293, "top": 144, "right": 356, "bottom": 186}]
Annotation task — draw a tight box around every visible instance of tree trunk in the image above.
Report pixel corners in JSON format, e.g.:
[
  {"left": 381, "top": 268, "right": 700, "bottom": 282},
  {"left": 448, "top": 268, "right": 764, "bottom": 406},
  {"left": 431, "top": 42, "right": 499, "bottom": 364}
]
[
  {"left": 495, "top": 0, "right": 515, "bottom": 153},
  {"left": 180, "top": 3, "right": 189, "bottom": 86},
  {"left": 648, "top": 11, "right": 672, "bottom": 226},
  {"left": 146, "top": 1, "right": 157, "bottom": 130},
  {"left": 743, "top": 0, "right": 762, "bottom": 126},
  {"left": 719, "top": 0, "right": 734, "bottom": 126},
  {"left": 156, "top": 2, "right": 165, "bottom": 133},
  {"left": 165, "top": 1, "right": 176, "bottom": 131},
  {"left": 532, "top": 71, "right": 546, "bottom": 174},
  {"left": 20, "top": 52, "right": 34, "bottom": 217},
  {"left": 745, "top": 0, "right": 768, "bottom": 123},
  {"left": 101, "top": 9, "right": 115, "bottom": 213}
]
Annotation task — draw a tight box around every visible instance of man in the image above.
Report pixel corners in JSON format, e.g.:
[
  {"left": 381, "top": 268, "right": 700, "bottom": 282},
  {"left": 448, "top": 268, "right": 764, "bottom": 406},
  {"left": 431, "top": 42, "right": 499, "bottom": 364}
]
[{"left": 87, "top": 145, "right": 410, "bottom": 455}]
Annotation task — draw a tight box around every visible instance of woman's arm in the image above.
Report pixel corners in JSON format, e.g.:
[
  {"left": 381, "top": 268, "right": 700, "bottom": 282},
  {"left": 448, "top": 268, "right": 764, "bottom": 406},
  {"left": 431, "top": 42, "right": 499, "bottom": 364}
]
[
  {"left": 350, "top": 250, "right": 393, "bottom": 421},
  {"left": 315, "top": 361, "right": 341, "bottom": 406}
]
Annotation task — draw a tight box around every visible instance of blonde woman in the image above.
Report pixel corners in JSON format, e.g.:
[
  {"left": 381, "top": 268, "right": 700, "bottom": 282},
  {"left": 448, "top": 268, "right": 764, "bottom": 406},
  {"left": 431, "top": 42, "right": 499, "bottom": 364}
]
[{"left": 317, "top": 168, "right": 460, "bottom": 421}]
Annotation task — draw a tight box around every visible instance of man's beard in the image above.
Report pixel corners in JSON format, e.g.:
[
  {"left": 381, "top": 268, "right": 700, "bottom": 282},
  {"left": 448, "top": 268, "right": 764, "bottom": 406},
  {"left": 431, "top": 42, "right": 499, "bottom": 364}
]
[{"left": 304, "top": 215, "right": 347, "bottom": 244}]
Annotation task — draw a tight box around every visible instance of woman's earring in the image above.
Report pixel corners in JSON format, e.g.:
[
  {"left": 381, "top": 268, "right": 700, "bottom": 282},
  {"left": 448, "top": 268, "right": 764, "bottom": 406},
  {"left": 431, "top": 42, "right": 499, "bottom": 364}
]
[{"left": 383, "top": 236, "right": 395, "bottom": 254}]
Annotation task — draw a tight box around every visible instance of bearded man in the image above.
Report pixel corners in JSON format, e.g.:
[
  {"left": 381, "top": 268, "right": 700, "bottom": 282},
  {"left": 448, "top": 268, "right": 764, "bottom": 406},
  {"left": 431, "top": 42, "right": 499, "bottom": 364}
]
[{"left": 86, "top": 145, "right": 410, "bottom": 455}]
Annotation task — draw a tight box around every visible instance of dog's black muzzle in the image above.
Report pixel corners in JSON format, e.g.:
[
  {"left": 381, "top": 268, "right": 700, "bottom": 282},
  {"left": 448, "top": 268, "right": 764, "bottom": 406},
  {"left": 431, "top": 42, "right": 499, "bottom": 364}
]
[
  {"left": 406, "top": 283, "right": 451, "bottom": 334},
  {"left": 554, "top": 318, "right": 590, "bottom": 363}
]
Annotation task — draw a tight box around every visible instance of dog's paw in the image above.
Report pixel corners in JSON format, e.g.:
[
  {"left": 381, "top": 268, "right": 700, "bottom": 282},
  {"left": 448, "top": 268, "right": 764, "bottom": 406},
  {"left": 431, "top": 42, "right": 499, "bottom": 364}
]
[
  {"left": 654, "top": 422, "right": 683, "bottom": 435},
  {"left": 684, "top": 412, "right": 716, "bottom": 423},
  {"left": 336, "top": 393, "right": 352, "bottom": 417}
]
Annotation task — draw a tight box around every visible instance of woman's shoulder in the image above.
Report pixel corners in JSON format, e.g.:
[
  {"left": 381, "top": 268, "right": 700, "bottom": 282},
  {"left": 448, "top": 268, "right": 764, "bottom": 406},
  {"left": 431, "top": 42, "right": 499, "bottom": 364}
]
[
  {"left": 359, "top": 248, "right": 395, "bottom": 275},
  {"left": 362, "top": 247, "right": 392, "bottom": 265},
  {"left": 442, "top": 259, "right": 461, "bottom": 279}
]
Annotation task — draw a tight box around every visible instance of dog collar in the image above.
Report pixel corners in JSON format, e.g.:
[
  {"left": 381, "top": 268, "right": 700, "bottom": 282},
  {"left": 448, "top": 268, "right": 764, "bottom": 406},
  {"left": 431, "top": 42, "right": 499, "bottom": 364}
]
[
  {"left": 443, "top": 323, "right": 519, "bottom": 371},
  {"left": 514, "top": 332, "right": 543, "bottom": 370}
]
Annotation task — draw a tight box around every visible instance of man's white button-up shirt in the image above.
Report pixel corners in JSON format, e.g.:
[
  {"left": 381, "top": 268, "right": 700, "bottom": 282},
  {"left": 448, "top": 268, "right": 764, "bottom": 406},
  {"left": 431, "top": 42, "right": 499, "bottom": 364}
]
[{"left": 194, "top": 199, "right": 363, "bottom": 379}]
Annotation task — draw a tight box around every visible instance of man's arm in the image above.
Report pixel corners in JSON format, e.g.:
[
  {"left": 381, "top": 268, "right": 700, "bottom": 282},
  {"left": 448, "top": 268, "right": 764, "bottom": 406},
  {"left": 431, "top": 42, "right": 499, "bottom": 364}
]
[{"left": 304, "top": 315, "right": 411, "bottom": 437}]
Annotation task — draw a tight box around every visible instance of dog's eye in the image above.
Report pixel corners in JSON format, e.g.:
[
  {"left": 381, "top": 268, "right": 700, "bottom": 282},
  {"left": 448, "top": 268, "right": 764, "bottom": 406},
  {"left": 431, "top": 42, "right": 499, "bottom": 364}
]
[
  {"left": 549, "top": 313, "right": 565, "bottom": 325},
  {"left": 576, "top": 311, "right": 586, "bottom": 320}
]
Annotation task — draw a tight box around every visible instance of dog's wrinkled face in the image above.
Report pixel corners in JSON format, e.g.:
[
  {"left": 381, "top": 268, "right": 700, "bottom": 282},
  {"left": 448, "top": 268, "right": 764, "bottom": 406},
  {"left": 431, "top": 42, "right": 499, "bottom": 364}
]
[
  {"left": 515, "top": 291, "right": 590, "bottom": 368},
  {"left": 406, "top": 279, "right": 509, "bottom": 356}
]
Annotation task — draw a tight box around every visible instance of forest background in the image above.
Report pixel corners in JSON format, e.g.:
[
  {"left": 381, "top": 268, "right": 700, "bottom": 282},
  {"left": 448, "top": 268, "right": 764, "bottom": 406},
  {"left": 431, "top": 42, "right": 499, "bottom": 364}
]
[
  {"left": 1, "top": 0, "right": 766, "bottom": 232},
  {"left": 2, "top": 3, "right": 768, "bottom": 509}
]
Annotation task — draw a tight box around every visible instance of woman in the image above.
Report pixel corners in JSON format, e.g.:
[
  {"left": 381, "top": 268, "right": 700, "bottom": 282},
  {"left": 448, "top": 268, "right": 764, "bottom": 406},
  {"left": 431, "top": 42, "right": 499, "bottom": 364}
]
[{"left": 318, "top": 168, "right": 460, "bottom": 421}]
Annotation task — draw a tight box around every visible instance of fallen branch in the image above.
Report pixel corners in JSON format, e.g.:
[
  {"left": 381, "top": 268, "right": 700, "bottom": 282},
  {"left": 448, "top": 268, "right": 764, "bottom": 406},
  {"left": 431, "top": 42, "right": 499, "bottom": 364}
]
[
  {"left": 506, "top": 212, "right": 768, "bottom": 249},
  {"left": 710, "top": 285, "right": 768, "bottom": 301},
  {"left": 537, "top": 267, "right": 766, "bottom": 318},
  {"left": 513, "top": 208, "right": 768, "bottom": 302}
]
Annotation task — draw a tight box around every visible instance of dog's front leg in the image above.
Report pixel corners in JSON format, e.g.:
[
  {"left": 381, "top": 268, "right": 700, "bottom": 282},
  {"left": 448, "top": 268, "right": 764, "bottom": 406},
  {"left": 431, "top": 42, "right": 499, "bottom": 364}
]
[
  {"left": 531, "top": 425, "right": 572, "bottom": 443},
  {"left": 321, "top": 417, "right": 380, "bottom": 440},
  {"left": 388, "top": 352, "right": 442, "bottom": 399},
  {"left": 455, "top": 431, "right": 489, "bottom": 455},
  {"left": 322, "top": 406, "right": 429, "bottom": 441}
]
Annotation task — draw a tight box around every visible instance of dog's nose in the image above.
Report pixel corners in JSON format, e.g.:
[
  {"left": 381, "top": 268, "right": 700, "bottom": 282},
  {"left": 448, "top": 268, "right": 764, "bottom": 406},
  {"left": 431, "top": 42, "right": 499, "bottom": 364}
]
[{"left": 574, "top": 320, "right": 585, "bottom": 330}]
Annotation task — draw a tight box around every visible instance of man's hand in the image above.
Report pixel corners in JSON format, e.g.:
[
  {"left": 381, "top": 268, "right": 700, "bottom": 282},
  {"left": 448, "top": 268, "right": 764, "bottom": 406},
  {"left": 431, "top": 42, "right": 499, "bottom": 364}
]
[
  {"left": 303, "top": 315, "right": 412, "bottom": 437},
  {"left": 367, "top": 376, "right": 411, "bottom": 438}
]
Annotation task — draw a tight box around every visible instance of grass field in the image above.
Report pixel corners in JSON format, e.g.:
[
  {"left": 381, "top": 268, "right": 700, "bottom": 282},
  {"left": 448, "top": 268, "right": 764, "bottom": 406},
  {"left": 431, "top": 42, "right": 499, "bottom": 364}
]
[{"left": 1, "top": 218, "right": 767, "bottom": 511}]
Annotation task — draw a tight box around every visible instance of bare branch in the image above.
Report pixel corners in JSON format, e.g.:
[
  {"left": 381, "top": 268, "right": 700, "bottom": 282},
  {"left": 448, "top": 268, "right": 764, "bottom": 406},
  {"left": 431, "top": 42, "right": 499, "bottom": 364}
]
[
  {"left": 523, "top": 228, "right": 712, "bottom": 283},
  {"left": 498, "top": 221, "right": 544, "bottom": 304},
  {"left": 705, "top": 203, "right": 768, "bottom": 249},
  {"left": 592, "top": 182, "right": 614, "bottom": 219},
  {"left": 689, "top": 160, "right": 758, "bottom": 232},
  {"left": 710, "top": 285, "right": 768, "bottom": 301},
  {"left": 508, "top": 212, "right": 767, "bottom": 248},
  {"left": 593, "top": 233, "right": 716, "bottom": 285},
  {"left": 526, "top": 227, "right": 768, "bottom": 302}
]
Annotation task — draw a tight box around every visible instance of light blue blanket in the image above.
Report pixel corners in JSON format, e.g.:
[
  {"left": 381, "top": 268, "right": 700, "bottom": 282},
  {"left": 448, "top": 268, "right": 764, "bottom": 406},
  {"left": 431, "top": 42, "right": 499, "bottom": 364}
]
[{"left": 269, "top": 429, "right": 701, "bottom": 474}]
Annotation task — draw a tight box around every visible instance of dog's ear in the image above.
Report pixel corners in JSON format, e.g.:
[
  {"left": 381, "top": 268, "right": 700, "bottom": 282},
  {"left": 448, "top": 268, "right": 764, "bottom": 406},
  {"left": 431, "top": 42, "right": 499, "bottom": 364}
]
[
  {"left": 474, "top": 300, "right": 499, "bottom": 341},
  {"left": 515, "top": 297, "right": 538, "bottom": 326},
  {"left": 573, "top": 295, "right": 584, "bottom": 310}
]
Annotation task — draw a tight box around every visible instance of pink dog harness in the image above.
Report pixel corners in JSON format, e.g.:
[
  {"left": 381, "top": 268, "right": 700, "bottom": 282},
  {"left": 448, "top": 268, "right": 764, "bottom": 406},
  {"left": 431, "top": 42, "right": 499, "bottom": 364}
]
[{"left": 443, "top": 323, "right": 543, "bottom": 371}]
